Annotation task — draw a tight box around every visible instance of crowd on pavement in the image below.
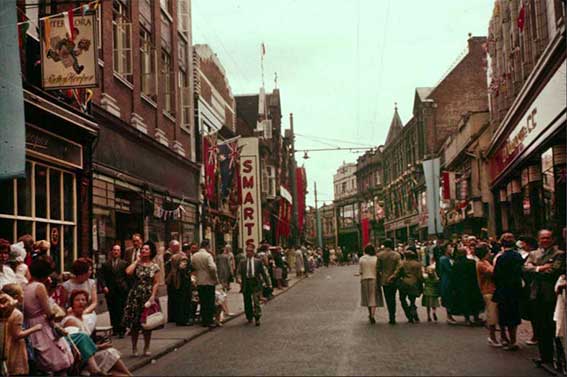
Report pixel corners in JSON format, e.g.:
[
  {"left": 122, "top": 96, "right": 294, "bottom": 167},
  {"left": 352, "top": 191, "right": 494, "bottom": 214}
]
[
  {"left": 357, "top": 229, "right": 566, "bottom": 375},
  {"left": 0, "top": 232, "right": 334, "bottom": 376}
]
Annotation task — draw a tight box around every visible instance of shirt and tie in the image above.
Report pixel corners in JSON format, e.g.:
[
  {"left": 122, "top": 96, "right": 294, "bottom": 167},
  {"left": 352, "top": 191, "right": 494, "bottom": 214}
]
[{"left": 247, "top": 257, "right": 255, "bottom": 278}]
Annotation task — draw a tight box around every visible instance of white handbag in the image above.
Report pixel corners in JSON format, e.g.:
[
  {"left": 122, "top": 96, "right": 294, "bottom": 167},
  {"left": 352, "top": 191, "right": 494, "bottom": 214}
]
[{"left": 141, "top": 302, "right": 164, "bottom": 330}]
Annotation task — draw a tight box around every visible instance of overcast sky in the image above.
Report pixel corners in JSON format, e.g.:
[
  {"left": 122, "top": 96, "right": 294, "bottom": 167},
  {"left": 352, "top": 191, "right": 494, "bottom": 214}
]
[{"left": 192, "top": 0, "right": 494, "bottom": 207}]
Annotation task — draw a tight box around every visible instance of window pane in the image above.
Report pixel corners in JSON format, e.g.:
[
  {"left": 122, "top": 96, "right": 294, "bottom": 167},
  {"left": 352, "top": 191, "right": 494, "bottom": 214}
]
[
  {"left": 0, "top": 178, "right": 14, "bottom": 215},
  {"left": 36, "top": 221, "right": 47, "bottom": 241},
  {"left": 63, "top": 225, "right": 75, "bottom": 272},
  {"left": 64, "top": 173, "right": 74, "bottom": 222},
  {"left": 35, "top": 165, "right": 47, "bottom": 218},
  {"left": 0, "top": 218, "right": 14, "bottom": 241},
  {"left": 50, "top": 170, "right": 61, "bottom": 220},
  {"left": 17, "top": 220, "right": 32, "bottom": 239},
  {"left": 17, "top": 162, "right": 32, "bottom": 216},
  {"left": 50, "top": 225, "right": 62, "bottom": 273}
]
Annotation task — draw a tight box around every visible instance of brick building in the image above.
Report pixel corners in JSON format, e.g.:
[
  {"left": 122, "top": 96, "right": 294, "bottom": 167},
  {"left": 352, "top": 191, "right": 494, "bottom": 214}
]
[
  {"left": 383, "top": 36, "right": 489, "bottom": 242},
  {"left": 90, "top": 0, "right": 200, "bottom": 263},
  {"left": 193, "top": 44, "right": 238, "bottom": 251},
  {"left": 486, "top": 0, "right": 565, "bottom": 237},
  {"left": 355, "top": 147, "right": 385, "bottom": 246}
]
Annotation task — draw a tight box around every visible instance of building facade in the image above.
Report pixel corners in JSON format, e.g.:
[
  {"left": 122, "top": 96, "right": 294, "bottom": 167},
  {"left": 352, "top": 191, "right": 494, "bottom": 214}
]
[
  {"left": 383, "top": 36, "right": 489, "bottom": 242},
  {"left": 355, "top": 147, "right": 385, "bottom": 246},
  {"left": 486, "top": 0, "right": 565, "bottom": 237},
  {"left": 91, "top": 0, "right": 200, "bottom": 265},
  {"left": 333, "top": 162, "right": 360, "bottom": 254}
]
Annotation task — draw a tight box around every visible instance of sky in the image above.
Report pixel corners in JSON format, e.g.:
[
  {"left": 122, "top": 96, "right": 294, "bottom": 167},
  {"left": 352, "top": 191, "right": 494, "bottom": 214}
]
[{"left": 192, "top": 0, "right": 494, "bottom": 207}]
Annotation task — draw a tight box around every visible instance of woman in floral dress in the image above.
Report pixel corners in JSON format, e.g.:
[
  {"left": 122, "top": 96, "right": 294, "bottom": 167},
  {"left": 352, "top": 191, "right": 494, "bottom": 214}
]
[{"left": 122, "top": 240, "right": 160, "bottom": 357}]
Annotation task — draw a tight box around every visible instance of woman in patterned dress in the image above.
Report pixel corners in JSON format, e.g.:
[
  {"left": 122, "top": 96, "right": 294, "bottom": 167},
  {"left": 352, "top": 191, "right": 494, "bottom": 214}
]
[{"left": 122, "top": 241, "right": 160, "bottom": 357}]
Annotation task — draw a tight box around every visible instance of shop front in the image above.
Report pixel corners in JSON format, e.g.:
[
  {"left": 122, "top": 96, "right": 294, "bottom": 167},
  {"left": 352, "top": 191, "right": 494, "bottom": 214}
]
[
  {"left": 0, "top": 90, "right": 97, "bottom": 272},
  {"left": 92, "top": 107, "right": 200, "bottom": 267},
  {"left": 489, "top": 40, "right": 565, "bottom": 237}
]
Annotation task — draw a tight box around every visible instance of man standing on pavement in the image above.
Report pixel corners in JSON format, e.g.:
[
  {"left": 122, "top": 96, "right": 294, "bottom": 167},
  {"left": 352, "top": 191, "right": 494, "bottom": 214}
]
[
  {"left": 376, "top": 239, "right": 401, "bottom": 324},
  {"left": 191, "top": 240, "right": 218, "bottom": 328},
  {"left": 524, "top": 229, "right": 566, "bottom": 370},
  {"left": 164, "top": 240, "right": 181, "bottom": 323},
  {"left": 238, "top": 243, "right": 270, "bottom": 326},
  {"left": 124, "top": 233, "right": 143, "bottom": 264},
  {"left": 99, "top": 244, "right": 129, "bottom": 337}
]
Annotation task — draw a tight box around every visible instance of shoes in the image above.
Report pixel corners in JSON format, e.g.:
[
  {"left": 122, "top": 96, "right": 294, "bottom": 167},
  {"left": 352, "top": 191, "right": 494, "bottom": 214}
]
[
  {"left": 503, "top": 344, "right": 519, "bottom": 351},
  {"left": 247, "top": 319, "right": 253, "bottom": 324},
  {"left": 388, "top": 319, "right": 396, "bottom": 325},
  {"left": 143, "top": 350, "right": 152, "bottom": 357},
  {"left": 207, "top": 323, "right": 218, "bottom": 329},
  {"left": 132, "top": 349, "right": 139, "bottom": 357},
  {"left": 525, "top": 339, "right": 538, "bottom": 346},
  {"left": 254, "top": 317, "right": 261, "bottom": 326},
  {"left": 414, "top": 316, "right": 420, "bottom": 323},
  {"left": 369, "top": 316, "right": 376, "bottom": 324},
  {"left": 226, "top": 313, "right": 236, "bottom": 317},
  {"left": 447, "top": 318, "right": 457, "bottom": 325},
  {"left": 488, "top": 338, "right": 502, "bottom": 348},
  {"left": 433, "top": 313, "right": 438, "bottom": 322},
  {"left": 427, "top": 317, "right": 432, "bottom": 322}
]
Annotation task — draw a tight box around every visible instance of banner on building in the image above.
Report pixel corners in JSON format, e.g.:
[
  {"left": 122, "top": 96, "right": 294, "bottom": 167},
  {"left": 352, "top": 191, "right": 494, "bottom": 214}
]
[
  {"left": 219, "top": 140, "right": 239, "bottom": 199},
  {"left": 203, "top": 134, "right": 218, "bottom": 202},
  {"left": 422, "top": 158, "right": 443, "bottom": 235},
  {"left": 238, "top": 138, "right": 263, "bottom": 248},
  {"left": 41, "top": 12, "right": 98, "bottom": 89},
  {"left": 296, "top": 167, "right": 307, "bottom": 235},
  {"left": 0, "top": 0, "right": 26, "bottom": 178}
]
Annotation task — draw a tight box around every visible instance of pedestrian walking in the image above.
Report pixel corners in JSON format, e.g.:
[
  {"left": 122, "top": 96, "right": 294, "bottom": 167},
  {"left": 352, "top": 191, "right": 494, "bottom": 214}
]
[
  {"left": 122, "top": 240, "right": 161, "bottom": 356},
  {"left": 191, "top": 240, "right": 218, "bottom": 328},
  {"left": 216, "top": 245, "right": 233, "bottom": 291},
  {"left": 389, "top": 250, "right": 423, "bottom": 323},
  {"left": 493, "top": 235, "right": 524, "bottom": 351},
  {"left": 376, "top": 239, "right": 401, "bottom": 324},
  {"left": 438, "top": 243, "right": 457, "bottom": 324},
  {"left": 524, "top": 229, "right": 566, "bottom": 369},
  {"left": 237, "top": 243, "right": 270, "bottom": 326},
  {"left": 165, "top": 252, "right": 194, "bottom": 326},
  {"left": 359, "top": 244, "right": 383, "bottom": 324},
  {"left": 422, "top": 256, "right": 440, "bottom": 322},
  {"left": 450, "top": 247, "right": 484, "bottom": 326},
  {"left": 295, "top": 247, "right": 304, "bottom": 278},
  {"left": 99, "top": 244, "right": 129, "bottom": 337},
  {"left": 475, "top": 243, "right": 500, "bottom": 347}
]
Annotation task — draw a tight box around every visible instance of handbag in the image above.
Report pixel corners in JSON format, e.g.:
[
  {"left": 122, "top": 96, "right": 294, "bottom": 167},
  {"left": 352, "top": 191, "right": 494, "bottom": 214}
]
[{"left": 141, "top": 301, "right": 164, "bottom": 331}]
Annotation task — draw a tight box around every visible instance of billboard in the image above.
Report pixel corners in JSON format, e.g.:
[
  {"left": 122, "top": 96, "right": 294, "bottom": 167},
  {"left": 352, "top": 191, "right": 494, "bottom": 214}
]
[{"left": 41, "top": 12, "right": 98, "bottom": 89}]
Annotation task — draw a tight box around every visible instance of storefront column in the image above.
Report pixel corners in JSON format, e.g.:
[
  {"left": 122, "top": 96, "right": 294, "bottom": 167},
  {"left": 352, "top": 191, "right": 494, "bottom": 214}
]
[
  {"left": 553, "top": 145, "right": 566, "bottom": 233},
  {"left": 527, "top": 165, "right": 544, "bottom": 233}
]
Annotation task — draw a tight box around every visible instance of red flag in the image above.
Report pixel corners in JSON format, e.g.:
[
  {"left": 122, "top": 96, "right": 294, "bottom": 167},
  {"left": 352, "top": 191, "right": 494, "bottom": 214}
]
[
  {"left": 361, "top": 217, "right": 370, "bottom": 246},
  {"left": 296, "top": 167, "right": 306, "bottom": 234},
  {"left": 202, "top": 135, "right": 217, "bottom": 202},
  {"left": 517, "top": 2, "right": 525, "bottom": 32}
]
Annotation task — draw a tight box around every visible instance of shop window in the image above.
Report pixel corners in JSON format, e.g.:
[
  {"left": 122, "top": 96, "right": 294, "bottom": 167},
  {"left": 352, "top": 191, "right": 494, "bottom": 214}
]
[
  {"left": 63, "top": 225, "right": 76, "bottom": 272},
  {"left": 0, "top": 161, "right": 77, "bottom": 272},
  {"left": 541, "top": 148, "right": 555, "bottom": 223}
]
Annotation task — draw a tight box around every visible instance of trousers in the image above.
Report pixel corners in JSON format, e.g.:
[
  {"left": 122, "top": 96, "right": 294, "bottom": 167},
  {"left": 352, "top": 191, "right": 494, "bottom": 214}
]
[
  {"left": 243, "top": 278, "right": 262, "bottom": 320},
  {"left": 383, "top": 284, "right": 397, "bottom": 321},
  {"left": 197, "top": 285, "right": 215, "bottom": 326},
  {"left": 399, "top": 291, "right": 418, "bottom": 321},
  {"left": 531, "top": 298, "right": 557, "bottom": 363}
]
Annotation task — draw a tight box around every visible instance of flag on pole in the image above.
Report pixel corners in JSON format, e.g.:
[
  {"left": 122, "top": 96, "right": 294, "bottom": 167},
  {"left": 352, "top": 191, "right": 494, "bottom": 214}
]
[
  {"left": 517, "top": 2, "right": 526, "bottom": 32},
  {"left": 261, "top": 42, "right": 266, "bottom": 56},
  {"left": 202, "top": 134, "right": 218, "bottom": 202},
  {"left": 219, "top": 140, "right": 239, "bottom": 199}
]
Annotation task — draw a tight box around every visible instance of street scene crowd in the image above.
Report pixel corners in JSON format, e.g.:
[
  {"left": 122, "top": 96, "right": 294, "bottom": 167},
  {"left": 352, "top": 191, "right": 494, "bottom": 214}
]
[{"left": 356, "top": 229, "right": 566, "bottom": 375}]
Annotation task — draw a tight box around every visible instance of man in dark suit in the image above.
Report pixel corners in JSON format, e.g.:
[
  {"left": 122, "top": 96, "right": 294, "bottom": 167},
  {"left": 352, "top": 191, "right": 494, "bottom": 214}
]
[
  {"left": 124, "top": 233, "right": 143, "bottom": 265},
  {"left": 99, "top": 244, "right": 129, "bottom": 337},
  {"left": 376, "top": 239, "right": 402, "bottom": 325},
  {"left": 237, "top": 243, "right": 270, "bottom": 326},
  {"left": 524, "top": 229, "right": 566, "bottom": 369}
]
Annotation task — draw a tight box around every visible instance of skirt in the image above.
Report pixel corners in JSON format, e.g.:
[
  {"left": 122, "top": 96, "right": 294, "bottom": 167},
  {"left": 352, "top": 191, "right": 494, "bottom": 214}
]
[
  {"left": 421, "top": 295, "right": 440, "bottom": 308},
  {"left": 94, "top": 348, "right": 121, "bottom": 374},
  {"left": 360, "top": 279, "right": 384, "bottom": 308},
  {"left": 483, "top": 294, "right": 498, "bottom": 326},
  {"left": 274, "top": 267, "right": 283, "bottom": 280}
]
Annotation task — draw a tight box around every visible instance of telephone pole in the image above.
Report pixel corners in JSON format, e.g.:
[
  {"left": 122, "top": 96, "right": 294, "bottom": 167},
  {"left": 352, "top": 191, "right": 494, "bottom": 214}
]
[
  {"left": 289, "top": 113, "right": 299, "bottom": 246},
  {"left": 314, "top": 181, "right": 322, "bottom": 248}
]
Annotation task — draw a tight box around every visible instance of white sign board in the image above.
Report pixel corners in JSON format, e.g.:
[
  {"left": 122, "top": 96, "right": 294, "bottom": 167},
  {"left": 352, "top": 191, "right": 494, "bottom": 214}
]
[{"left": 238, "top": 137, "right": 263, "bottom": 248}]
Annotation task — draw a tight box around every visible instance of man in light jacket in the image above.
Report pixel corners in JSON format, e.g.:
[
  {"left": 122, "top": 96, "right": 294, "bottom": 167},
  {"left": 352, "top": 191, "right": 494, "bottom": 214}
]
[
  {"left": 191, "top": 240, "right": 218, "bottom": 328},
  {"left": 376, "top": 239, "right": 401, "bottom": 324}
]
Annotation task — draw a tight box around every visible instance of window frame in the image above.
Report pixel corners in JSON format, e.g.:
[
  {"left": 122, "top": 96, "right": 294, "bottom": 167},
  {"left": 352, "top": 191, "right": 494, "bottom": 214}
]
[{"left": 112, "top": 0, "right": 133, "bottom": 82}]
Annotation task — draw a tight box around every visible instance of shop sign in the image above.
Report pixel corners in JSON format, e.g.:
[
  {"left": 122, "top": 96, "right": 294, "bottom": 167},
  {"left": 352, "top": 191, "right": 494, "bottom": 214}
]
[
  {"left": 41, "top": 13, "right": 98, "bottom": 89},
  {"left": 238, "top": 137, "right": 263, "bottom": 248},
  {"left": 26, "top": 124, "right": 83, "bottom": 169},
  {"left": 490, "top": 61, "right": 566, "bottom": 183}
]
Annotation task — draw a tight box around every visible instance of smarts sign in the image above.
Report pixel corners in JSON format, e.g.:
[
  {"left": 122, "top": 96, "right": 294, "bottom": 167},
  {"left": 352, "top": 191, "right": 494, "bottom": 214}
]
[{"left": 238, "top": 138, "right": 263, "bottom": 248}]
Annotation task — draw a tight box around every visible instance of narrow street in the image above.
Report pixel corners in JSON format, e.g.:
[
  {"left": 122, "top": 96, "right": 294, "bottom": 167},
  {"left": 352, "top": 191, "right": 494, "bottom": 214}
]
[{"left": 138, "top": 265, "right": 547, "bottom": 376}]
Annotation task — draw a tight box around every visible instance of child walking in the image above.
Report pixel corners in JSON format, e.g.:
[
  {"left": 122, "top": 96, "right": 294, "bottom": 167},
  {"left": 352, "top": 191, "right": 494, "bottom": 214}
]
[{"left": 422, "top": 260, "right": 440, "bottom": 322}]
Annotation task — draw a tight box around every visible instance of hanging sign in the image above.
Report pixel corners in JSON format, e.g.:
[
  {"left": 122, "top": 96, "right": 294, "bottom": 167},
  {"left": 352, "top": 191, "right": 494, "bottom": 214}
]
[{"left": 41, "top": 12, "right": 98, "bottom": 89}]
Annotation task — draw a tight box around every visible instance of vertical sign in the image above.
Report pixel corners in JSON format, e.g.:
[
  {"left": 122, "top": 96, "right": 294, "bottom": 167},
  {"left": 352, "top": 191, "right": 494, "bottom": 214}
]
[
  {"left": 0, "top": 0, "right": 25, "bottom": 178},
  {"left": 423, "top": 158, "right": 443, "bottom": 235},
  {"left": 238, "top": 138, "right": 263, "bottom": 248}
]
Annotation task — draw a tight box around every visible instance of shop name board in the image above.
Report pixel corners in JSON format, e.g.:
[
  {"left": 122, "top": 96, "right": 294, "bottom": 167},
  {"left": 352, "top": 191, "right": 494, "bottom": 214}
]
[
  {"left": 238, "top": 138, "right": 262, "bottom": 248},
  {"left": 41, "top": 13, "right": 98, "bottom": 89},
  {"left": 490, "top": 61, "right": 566, "bottom": 182},
  {"left": 26, "top": 124, "right": 83, "bottom": 169}
]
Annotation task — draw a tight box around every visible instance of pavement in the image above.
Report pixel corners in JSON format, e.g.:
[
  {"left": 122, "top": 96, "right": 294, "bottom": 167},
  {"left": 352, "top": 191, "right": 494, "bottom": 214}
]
[
  {"left": 95, "top": 273, "right": 307, "bottom": 372},
  {"left": 136, "top": 264, "right": 549, "bottom": 376}
]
